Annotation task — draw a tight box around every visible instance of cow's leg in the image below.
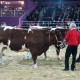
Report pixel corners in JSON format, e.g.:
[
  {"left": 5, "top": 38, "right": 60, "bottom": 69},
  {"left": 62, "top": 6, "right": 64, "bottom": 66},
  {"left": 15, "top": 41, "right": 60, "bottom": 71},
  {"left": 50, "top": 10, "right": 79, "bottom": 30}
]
[
  {"left": 2, "top": 47, "right": 7, "bottom": 56},
  {"left": 55, "top": 46, "right": 61, "bottom": 60},
  {"left": 44, "top": 52, "right": 49, "bottom": 60},
  {"left": 76, "top": 54, "right": 80, "bottom": 62},
  {"left": 32, "top": 53, "right": 38, "bottom": 68},
  {"left": 44, "top": 52, "right": 47, "bottom": 59},
  {"left": 0, "top": 47, "right": 5, "bottom": 64},
  {"left": 0, "top": 52, "right": 3, "bottom": 64}
]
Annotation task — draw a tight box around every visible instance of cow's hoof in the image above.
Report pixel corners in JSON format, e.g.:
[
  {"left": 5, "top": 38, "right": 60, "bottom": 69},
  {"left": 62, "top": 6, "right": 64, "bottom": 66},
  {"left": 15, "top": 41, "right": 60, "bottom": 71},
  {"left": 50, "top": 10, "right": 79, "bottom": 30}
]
[
  {"left": 45, "top": 58, "right": 49, "bottom": 60},
  {"left": 57, "top": 55, "right": 61, "bottom": 60},
  {"left": 2, "top": 54, "right": 5, "bottom": 56},
  {"left": 33, "top": 64, "right": 38, "bottom": 68},
  {"left": 0, "top": 62, "right": 4, "bottom": 65},
  {"left": 58, "top": 57, "right": 61, "bottom": 60}
]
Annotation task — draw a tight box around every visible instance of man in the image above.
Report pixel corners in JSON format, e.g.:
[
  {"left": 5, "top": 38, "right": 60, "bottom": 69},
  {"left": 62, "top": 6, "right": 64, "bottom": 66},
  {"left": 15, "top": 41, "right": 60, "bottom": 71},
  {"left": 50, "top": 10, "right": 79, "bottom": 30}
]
[{"left": 63, "top": 22, "right": 80, "bottom": 71}]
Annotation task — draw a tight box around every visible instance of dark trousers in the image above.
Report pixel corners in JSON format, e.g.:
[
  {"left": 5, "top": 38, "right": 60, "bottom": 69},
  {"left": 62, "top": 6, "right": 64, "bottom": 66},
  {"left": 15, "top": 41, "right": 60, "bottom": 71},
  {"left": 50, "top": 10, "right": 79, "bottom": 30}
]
[{"left": 65, "top": 45, "right": 78, "bottom": 70}]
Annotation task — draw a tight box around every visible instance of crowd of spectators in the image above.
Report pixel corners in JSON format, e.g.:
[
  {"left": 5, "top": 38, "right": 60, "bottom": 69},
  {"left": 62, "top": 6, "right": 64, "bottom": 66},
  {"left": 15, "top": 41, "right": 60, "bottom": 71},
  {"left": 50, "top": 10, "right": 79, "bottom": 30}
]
[
  {"left": 26, "top": 6, "right": 43, "bottom": 21},
  {"left": 25, "top": 3, "right": 80, "bottom": 27},
  {"left": 26, "top": 3, "right": 80, "bottom": 22}
]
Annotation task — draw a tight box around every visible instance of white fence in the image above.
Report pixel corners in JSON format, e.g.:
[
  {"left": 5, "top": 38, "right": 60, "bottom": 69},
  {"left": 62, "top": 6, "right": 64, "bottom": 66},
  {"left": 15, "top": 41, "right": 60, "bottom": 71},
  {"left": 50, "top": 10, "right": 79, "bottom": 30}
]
[
  {"left": 0, "top": 10, "right": 24, "bottom": 17},
  {"left": 20, "top": 21, "right": 80, "bottom": 29}
]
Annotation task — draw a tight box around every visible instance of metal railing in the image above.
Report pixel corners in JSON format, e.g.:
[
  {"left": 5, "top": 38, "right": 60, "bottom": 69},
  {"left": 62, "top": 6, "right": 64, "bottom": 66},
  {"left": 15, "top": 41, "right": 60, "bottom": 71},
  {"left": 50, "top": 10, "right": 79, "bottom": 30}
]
[
  {"left": 0, "top": 10, "right": 24, "bottom": 17},
  {"left": 20, "top": 21, "right": 80, "bottom": 29}
]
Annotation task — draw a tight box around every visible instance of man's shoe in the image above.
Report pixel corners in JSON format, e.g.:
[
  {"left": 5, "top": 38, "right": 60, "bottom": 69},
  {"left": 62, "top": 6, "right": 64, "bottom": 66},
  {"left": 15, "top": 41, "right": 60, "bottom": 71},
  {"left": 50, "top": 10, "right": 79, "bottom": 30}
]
[
  {"left": 71, "top": 69, "right": 74, "bottom": 71},
  {"left": 63, "top": 68, "right": 69, "bottom": 71},
  {"left": 71, "top": 68, "right": 75, "bottom": 71},
  {"left": 71, "top": 66, "right": 75, "bottom": 71}
]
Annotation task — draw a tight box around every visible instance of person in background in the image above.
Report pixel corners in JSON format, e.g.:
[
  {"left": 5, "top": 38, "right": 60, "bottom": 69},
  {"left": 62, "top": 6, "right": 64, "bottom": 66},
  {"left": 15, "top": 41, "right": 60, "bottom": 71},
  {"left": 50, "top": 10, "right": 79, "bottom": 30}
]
[
  {"left": 1, "top": 22, "right": 7, "bottom": 27},
  {"left": 63, "top": 22, "right": 80, "bottom": 71}
]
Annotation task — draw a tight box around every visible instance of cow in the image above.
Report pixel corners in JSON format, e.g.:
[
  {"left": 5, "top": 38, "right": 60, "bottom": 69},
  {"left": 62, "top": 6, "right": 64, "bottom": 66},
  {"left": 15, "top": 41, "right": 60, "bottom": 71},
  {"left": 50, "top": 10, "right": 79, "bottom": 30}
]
[
  {"left": 0, "top": 26, "right": 64, "bottom": 68},
  {"left": 44, "top": 28, "right": 68, "bottom": 60},
  {"left": 22, "top": 25, "right": 68, "bottom": 60},
  {"left": 28, "top": 26, "right": 68, "bottom": 60}
]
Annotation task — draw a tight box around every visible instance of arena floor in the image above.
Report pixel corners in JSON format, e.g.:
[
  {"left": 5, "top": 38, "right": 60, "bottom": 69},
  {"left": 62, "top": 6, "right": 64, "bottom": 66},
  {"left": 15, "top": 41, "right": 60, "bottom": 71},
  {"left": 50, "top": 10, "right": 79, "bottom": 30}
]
[{"left": 0, "top": 45, "right": 80, "bottom": 80}]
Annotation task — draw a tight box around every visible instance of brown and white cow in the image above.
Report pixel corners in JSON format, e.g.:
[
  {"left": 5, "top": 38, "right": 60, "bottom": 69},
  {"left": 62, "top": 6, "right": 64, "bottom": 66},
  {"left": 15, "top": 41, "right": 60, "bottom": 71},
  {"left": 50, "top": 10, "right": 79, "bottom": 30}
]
[
  {"left": 44, "top": 28, "right": 68, "bottom": 60},
  {"left": 0, "top": 26, "right": 64, "bottom": 68}
]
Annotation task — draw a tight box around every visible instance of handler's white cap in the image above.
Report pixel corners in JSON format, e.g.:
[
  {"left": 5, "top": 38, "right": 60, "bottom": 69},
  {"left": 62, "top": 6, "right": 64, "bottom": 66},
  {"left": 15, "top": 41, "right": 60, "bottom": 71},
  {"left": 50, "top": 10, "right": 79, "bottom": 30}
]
[{"left": 69, "top": 22, "right": 76, "bottom": 29}]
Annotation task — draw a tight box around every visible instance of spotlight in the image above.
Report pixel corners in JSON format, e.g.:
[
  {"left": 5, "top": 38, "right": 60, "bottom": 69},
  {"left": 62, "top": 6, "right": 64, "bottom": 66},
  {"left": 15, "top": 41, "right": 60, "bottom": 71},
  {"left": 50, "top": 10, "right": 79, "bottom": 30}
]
[{"left": 20, "top": 1, "right": 24, "bottom": 5}]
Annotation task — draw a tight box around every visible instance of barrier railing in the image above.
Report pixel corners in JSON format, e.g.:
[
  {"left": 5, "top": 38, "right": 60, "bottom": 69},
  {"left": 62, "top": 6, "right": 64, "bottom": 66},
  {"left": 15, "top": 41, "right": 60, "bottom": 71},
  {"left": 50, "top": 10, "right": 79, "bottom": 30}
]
[
  {"left": 20, "top": 21, "right": 80, "bottom": 29},
  {"left": 0, "top": 10, "right": 24, "bottom": 17}
]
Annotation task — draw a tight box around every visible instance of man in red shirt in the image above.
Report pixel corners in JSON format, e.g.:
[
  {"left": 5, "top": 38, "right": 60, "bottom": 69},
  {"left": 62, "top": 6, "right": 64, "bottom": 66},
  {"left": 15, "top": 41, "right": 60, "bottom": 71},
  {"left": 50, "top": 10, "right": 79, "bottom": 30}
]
[{"left": 63, "top": 22, "right": 80, "bottom": 71}]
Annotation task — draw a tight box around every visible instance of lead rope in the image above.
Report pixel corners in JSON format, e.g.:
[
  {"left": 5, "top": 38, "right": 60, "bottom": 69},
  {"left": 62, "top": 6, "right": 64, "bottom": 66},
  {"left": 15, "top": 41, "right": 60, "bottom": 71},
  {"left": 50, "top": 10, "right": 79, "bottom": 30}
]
[
  {"left": 53, "top": 32, "right": 61, "bottom": 52},
  {"left": 54, "top": 32, "right": 58, "bottom": 46}
]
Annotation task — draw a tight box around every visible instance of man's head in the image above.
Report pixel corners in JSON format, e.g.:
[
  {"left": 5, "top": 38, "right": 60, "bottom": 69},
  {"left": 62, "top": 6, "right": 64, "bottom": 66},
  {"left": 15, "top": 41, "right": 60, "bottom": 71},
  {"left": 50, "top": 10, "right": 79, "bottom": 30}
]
[{"left": 69, "top": 22, "right": 76, "bottom": 29}]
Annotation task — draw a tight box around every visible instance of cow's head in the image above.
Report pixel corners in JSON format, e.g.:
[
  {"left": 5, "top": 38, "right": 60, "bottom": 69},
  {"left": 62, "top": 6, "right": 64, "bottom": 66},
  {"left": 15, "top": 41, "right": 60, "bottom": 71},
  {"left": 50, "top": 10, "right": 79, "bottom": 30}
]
[{"left": 54, "top": 28, "right": 68, "bottom": 48}]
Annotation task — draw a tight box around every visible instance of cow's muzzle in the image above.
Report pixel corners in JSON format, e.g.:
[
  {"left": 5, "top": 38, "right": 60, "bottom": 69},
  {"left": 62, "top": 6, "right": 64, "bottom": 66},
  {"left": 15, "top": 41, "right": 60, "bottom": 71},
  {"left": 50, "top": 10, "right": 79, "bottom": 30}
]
[{"left": 58, "top": 41, "right": 67, "bottom": 49}]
